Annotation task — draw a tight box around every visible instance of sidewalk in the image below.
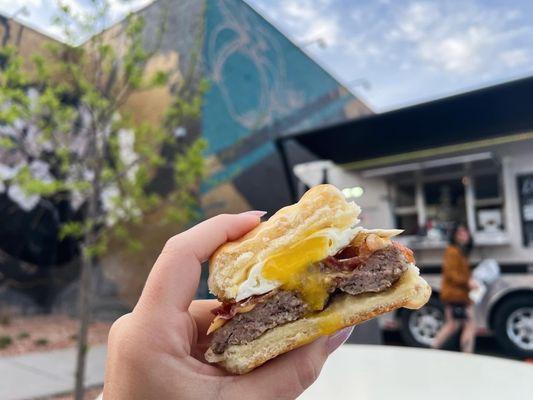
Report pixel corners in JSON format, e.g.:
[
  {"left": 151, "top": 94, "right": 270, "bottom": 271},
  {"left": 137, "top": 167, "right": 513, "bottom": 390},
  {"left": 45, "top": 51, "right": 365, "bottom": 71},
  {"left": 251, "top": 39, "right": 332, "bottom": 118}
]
[{"left": 0, "top": 345, "right": 106, "bottom": 400}]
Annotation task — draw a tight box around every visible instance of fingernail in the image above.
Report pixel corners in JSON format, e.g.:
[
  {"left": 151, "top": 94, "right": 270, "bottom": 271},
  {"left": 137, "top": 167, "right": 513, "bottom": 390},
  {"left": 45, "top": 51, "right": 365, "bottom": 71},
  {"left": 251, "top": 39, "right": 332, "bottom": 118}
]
[
  {"left": 241, "top": 210, "right": 267, "bottom": 217},
  {"left": 326, "top": 326, "right": 354, "bottom": 354}
]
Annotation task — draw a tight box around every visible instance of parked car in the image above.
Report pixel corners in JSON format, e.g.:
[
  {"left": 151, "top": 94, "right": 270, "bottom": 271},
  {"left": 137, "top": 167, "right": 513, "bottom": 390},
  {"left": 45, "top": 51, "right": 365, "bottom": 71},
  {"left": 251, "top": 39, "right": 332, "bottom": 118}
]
[{"left": 381, "top": 273, "right": 533, "bottom": 358}]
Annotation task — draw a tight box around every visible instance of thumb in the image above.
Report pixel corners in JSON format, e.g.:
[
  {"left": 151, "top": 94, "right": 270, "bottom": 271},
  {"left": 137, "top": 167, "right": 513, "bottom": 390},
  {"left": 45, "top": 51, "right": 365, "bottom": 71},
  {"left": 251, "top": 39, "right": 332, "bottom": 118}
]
[{"left": 228, "top": 327, "right": 353, "bottom": 400}]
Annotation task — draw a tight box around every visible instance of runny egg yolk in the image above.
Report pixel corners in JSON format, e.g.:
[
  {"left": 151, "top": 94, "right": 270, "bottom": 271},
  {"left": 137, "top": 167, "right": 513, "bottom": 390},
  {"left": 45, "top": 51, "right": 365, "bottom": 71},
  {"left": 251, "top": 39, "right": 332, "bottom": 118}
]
[{"left": 261, "top": 236, "right": 333, "bottom": 310}]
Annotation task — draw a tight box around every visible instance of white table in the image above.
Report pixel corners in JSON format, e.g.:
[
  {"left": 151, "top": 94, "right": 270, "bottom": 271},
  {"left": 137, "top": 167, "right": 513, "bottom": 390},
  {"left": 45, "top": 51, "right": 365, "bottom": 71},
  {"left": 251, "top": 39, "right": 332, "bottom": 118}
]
[{"left": 299, "top": 345, "right": 533, "bottom": 400}]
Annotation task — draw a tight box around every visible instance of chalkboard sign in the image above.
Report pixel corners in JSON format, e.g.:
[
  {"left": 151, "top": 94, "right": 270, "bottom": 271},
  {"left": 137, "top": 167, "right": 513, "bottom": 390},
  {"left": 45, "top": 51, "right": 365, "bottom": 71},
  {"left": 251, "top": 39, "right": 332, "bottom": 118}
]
[{"left": 517, "top": 174, "right": 533, "bottom": 246}]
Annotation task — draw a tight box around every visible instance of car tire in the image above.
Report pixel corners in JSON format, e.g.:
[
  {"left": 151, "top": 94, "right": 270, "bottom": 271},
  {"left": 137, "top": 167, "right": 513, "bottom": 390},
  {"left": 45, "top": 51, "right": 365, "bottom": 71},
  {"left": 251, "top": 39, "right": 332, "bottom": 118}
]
[
  {"left": 493, "top": 295, "right": 533, "bottom": 358},
  {"left": 399, "top": 296, "right": 445, "bottom": 348}
]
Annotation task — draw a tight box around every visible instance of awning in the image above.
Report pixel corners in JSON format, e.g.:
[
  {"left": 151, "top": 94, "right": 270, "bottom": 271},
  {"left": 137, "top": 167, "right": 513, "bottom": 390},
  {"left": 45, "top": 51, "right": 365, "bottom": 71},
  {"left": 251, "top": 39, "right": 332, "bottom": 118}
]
[
  {"left": 360, "top": 152, "right": 493, "bottom": 178},
  {"left": 279, "top": 76, "right": 533, "bottom": 168}
]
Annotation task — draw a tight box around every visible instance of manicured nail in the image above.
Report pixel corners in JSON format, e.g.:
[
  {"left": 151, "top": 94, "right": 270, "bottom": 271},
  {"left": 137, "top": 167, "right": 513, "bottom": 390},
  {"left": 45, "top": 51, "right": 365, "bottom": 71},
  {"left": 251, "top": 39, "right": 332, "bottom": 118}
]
[
  {"left": 326, "top": 326, "right": 354, "bottom": 354},
  {"left": 242, "top": 210, "right": 267, "bottom": 217}
]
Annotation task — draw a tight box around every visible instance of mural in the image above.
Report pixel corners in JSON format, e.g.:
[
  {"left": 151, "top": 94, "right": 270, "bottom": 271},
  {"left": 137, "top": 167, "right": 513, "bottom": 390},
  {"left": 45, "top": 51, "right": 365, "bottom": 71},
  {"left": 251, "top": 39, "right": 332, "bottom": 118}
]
[{"left": 206, "top": 1, "right": 304, "bottom": 134}]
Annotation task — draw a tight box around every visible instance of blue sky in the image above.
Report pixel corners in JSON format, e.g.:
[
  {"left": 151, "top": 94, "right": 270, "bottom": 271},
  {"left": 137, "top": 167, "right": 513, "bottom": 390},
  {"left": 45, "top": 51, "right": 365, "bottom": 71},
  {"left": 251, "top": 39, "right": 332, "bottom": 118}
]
[{"left": 3, "top": 0, "right": 533, "bottom": 111}]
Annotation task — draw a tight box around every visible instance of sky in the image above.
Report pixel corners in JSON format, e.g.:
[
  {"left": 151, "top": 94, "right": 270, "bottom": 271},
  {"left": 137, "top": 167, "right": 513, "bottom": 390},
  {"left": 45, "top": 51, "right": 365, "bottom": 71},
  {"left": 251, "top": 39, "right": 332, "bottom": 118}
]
[{"left": 2, "top": 0, "right": 533, "bottom": 112}]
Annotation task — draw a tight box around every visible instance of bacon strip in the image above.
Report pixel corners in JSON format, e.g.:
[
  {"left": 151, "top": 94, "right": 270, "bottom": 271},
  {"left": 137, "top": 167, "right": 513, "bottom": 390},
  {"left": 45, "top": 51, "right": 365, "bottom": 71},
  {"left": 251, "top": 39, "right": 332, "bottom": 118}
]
[
  {"left": 393, "top": 241, "right": 415, "bottom": 264},
  {"left": 322, "top": 255, "right": 362, "bottom": 271},
  {"left": 207, "top": 291, "right": 277, "bottom": 334},
  {"left": 211, "top": 291, "right": 276, "bottom": 319}
]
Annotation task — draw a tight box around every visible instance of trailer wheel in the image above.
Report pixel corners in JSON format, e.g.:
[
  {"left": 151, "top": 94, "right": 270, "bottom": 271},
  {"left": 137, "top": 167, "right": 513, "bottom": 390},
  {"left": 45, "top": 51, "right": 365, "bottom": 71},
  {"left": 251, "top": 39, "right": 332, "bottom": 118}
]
[
  {"left": 399, "top": 296, "right": 444, "bottom": 347},
  {"left": 493, "top": 294, "right": 533, "bottom": 358}
]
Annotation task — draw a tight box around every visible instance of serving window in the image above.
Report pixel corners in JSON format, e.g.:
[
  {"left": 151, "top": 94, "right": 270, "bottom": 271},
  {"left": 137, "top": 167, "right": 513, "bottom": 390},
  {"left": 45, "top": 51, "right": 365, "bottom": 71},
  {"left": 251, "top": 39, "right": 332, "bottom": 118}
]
[{"left": 383, "top": 154, "right": 506, "bottom": 246}]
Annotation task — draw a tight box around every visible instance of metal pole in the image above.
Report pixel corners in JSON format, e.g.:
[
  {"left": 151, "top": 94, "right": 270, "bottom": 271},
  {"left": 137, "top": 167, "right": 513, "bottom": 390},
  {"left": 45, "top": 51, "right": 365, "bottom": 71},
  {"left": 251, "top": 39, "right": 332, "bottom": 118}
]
[{"left": 275, "top": 138, "right": 298, "bottom": 203}]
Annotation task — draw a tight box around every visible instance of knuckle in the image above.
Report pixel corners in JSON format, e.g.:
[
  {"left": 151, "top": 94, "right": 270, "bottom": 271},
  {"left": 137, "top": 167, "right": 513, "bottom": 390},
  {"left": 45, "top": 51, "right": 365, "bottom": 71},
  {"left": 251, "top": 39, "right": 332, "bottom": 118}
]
[
  {"left": 295, "top": 353, "right": 321, "bottom": 390},
  {"left": 163, "top": 233, "right": 190, "bottom": 255},
  {"left": 164, "top": 234, "right": 181, "bottom": 250},
  {"left": 108, "top": 314, "right": 144, "bottom": 363},
  {"left": 108, "top": 314, "right": 131, "bottom": 343},
  {"left": 213, "top": 213, "right": 232, "bottom": 224}
]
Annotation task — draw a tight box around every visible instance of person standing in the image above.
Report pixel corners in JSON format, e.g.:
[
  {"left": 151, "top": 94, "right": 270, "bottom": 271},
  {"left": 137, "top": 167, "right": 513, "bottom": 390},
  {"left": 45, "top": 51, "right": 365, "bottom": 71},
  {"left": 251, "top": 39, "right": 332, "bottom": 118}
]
[{"left": 432, "top": 223, "right": 477, "bottom": 353}]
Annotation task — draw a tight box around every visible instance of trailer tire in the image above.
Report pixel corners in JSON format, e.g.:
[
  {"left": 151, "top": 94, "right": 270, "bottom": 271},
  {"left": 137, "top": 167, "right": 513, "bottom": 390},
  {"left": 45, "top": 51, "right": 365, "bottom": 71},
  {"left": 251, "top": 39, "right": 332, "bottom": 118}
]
[
  {"left": 493, "top": 294, "right": 533, "bottom": 358},
  {"left": 399, "top": 296, "right": 444, "bottom": 348}
]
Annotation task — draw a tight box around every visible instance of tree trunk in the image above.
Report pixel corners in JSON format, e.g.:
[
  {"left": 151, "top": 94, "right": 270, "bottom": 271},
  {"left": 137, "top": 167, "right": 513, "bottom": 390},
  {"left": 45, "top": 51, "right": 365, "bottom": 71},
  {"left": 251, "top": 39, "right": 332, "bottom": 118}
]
[
  {"left": 74, "top": 243, "right": 93, "bottom": 400},
  {"left": 74, "top": 120, "right": 101, "bottom": 400}
]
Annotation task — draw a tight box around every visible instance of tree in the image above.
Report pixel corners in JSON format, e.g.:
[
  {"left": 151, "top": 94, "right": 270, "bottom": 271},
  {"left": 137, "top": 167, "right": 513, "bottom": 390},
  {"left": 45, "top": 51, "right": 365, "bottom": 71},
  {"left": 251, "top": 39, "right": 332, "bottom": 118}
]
[{"left": 0, "top": 1, "right": 206, "bottom": 398}]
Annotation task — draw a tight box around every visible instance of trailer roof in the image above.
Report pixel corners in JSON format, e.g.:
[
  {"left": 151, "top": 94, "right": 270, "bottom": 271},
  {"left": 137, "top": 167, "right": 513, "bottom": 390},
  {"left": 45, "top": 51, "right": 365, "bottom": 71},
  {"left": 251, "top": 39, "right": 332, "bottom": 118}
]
[{"left": 280, "top": 76, "right": 533, "bottom": 167}]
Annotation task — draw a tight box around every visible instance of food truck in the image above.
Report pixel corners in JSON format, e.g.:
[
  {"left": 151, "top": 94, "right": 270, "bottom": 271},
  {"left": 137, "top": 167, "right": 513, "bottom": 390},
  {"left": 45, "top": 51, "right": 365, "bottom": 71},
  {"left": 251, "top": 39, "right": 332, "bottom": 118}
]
[{"left": 277, "top": 77, "right": 533, "bottom": 357}]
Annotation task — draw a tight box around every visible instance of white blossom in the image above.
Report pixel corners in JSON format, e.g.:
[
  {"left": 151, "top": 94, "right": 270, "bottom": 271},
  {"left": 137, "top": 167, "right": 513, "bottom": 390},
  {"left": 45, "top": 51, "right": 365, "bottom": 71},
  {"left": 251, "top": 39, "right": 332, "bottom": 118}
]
[
  {"left": 27, "top": 88, "right": 39, "bottom": 110},
  {"left": 70, "top": 189, "right": 85, "bottom": 211},
  {"left": 66, "top": 167, "right": 95, "bottom": 211},
  {"left": 0, "top": 164, "right": 20, "bottom": 180},
  {"left": 173, "top": 126, "right": 187, "bottom": 138},
  {"left": 29, "top": 160, "right": 53, "bottom": 183},
  {"left": 117, "top": 129, "right": 138, "bottom": 181},
  {"left": 8, "top": 184, "right": 40, "bottom": 211},
  {"left": 101, "top": 184, "right": 120, "bottom": 214}
]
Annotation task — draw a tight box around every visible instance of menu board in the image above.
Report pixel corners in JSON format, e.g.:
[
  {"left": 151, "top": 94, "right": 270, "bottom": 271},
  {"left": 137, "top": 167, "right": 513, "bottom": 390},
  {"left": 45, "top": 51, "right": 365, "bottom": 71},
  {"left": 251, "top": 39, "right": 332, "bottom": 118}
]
[{"left": 518, "top": 174, "right": 533, "bottom": 246}]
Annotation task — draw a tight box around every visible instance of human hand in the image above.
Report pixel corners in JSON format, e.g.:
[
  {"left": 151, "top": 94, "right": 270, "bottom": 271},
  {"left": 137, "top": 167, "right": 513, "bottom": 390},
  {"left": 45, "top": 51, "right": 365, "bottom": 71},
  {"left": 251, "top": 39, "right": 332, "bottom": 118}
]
[
  {"left": 468, "top": 278, "right": 480, "bottom": 290},
  {"left": 103, "top": 213, "right": 353, "bottom": 400}
]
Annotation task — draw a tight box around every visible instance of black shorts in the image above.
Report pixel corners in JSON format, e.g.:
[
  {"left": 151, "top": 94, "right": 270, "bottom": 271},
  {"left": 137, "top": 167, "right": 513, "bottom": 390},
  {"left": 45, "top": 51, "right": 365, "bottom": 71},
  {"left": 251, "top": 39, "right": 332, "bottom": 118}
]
[{"left": 446, "top": 303, "right": 468, "bottom": 320}]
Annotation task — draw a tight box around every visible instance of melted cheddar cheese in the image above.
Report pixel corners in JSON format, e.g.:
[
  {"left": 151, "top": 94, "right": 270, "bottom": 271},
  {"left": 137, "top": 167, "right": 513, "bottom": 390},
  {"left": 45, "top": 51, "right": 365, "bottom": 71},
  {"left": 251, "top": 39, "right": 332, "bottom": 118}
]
[{"left": 316, "top": 308, "right": 344, "bottom": 335}]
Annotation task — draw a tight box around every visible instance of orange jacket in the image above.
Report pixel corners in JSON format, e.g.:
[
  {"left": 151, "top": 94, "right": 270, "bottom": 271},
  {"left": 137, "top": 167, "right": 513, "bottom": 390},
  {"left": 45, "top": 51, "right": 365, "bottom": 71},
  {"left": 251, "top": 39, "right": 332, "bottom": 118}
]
[{"left": 440, "top": 245, "right": 471, "bottom": 304}]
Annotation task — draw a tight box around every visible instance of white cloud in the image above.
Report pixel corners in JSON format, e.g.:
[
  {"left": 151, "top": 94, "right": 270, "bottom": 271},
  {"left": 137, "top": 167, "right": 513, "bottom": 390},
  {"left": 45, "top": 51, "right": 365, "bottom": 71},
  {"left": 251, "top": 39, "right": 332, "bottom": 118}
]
[
  {"left": 0, "top": 0, "right": 156, "bottom": 43},
  {"left": 500, "top": 48, "right": 529, "bottom": 68},
  {"left": 389, "top": 1, "right": 533, "bottom": 75},
  {"left": 56, "top": 0, "right": 88, "bottom": 17},
  {"left": 0, "top": 0, "right": 42, "bottom": 9},
  {"left": 256, "top": 0, "right": 340, "bottom": 47},
  {"left": 397, "top": 2, "right": 440, "bottom": 41},
  {"left": 418, "top": 27, "right": 488, "bottom": 73},
  {"left": 107, "top": 0, "right": 154, "bottom": 18}
]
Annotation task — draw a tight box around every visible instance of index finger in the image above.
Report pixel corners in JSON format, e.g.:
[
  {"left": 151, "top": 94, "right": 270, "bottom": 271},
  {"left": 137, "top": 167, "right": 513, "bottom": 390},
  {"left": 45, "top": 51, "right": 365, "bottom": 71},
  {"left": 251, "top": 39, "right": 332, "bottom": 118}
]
[{"left": 137, "top": 212, "right": 263, "bottom": 312}]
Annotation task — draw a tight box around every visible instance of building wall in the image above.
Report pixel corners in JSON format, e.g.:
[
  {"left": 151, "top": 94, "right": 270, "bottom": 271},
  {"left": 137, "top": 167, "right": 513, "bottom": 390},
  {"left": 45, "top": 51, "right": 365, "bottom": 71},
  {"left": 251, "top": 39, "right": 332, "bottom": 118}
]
[{"left": 0, "top": 17, "right": 58, "bottom": 72}]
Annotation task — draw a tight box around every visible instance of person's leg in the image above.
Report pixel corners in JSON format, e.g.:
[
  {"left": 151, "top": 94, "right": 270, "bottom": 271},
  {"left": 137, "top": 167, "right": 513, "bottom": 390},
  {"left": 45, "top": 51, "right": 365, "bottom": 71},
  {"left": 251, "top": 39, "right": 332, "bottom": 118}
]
[
  {"left": 431, "top": 306, "right": 457, "bottom": 349},
  {"left": 460, "top": 305, "right": 476, "bottom": 353}
]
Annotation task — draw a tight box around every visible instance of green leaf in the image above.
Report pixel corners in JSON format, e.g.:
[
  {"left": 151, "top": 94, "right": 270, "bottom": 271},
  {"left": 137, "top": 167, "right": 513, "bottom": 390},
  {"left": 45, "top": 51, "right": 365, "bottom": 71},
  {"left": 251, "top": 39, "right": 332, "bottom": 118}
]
[
  {"left": 126, "top": 238, "right": 142, "bottom": 252},
  {"left": 59, "top": 221, "right": 85, "bottom": 240},
  {"left": 0, "top": 137, "right": 15, "bottom": 149},
  {"left": 149, "top": 70, "right": 169, "bottom": 87}
]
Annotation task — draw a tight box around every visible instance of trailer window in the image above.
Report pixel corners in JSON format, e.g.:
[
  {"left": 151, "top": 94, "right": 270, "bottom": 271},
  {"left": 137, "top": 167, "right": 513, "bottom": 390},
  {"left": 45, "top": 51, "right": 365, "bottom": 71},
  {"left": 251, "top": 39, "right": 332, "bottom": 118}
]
[
  {"left": 473, "top": 173, "right": 504, "bottom": 231},
  {"left": 423, "top": 178, "right": 467, "bottom": 235},
  {"left": 474, "top": 173, "right": 500, "bottom": 199},
  {"left": 396, "top": 184, "right": 416, "bottom": 207},
  {"left": 390, "top": 166, "right": 505, "bottom": 240},
  {"left": 395, "top": 214, "right": 418, "bottom": 236}
]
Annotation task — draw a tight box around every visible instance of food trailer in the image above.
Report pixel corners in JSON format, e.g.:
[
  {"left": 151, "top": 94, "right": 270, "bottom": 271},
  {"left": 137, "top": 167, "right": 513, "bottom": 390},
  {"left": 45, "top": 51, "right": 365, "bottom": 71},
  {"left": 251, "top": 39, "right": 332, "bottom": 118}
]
[{"left": 277, "top": 76, "right": 533, "bottom": 357}]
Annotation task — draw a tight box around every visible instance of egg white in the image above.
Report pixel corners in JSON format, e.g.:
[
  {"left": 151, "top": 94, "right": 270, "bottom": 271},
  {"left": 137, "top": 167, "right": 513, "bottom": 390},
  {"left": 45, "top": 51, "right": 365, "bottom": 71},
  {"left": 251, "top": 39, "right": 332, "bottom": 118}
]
[{"left": 235, "top": 226, "right": 362, "bottom": 301}]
